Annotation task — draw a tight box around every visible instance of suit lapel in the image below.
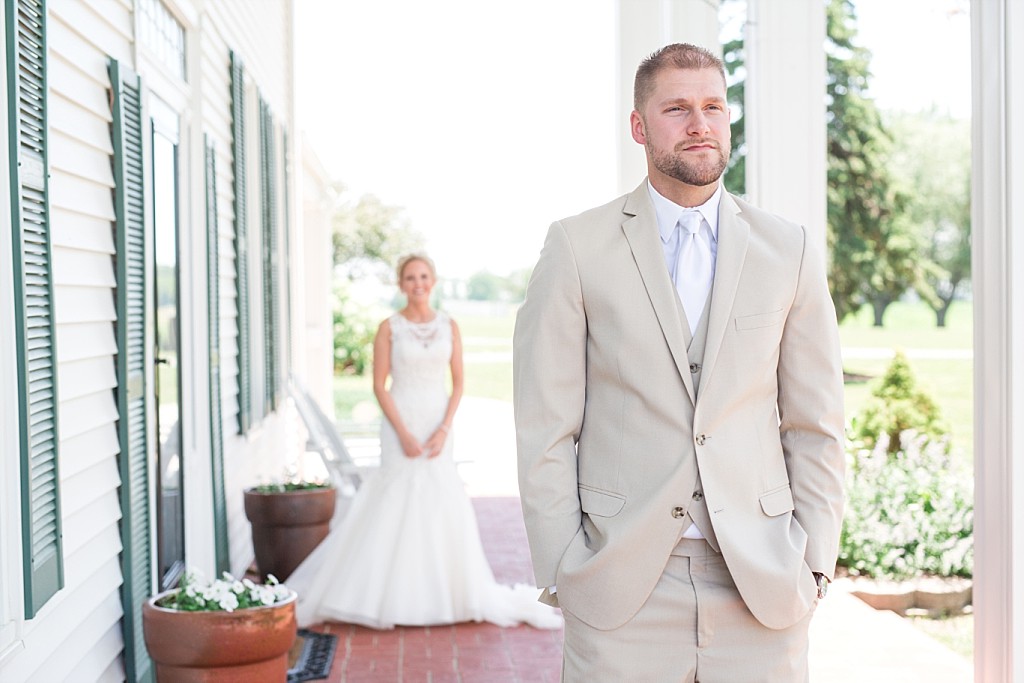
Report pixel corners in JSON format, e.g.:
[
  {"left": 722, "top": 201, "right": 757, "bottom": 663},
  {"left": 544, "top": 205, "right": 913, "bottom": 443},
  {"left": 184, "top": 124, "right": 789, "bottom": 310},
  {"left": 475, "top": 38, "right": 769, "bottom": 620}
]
[
  {"left": 700, "top": 192, "right": 750, "bottom": 395},
  {"left": 621, "top": 182, "right": 697, "bottom": 405}
]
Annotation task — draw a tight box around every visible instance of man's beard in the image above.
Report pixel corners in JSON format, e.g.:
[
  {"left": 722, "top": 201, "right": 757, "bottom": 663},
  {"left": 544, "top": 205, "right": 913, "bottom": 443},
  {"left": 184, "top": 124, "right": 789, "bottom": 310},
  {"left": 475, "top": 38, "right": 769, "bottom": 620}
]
[{"left": 649, "top": 139, "right": 730, "bottom": 187}]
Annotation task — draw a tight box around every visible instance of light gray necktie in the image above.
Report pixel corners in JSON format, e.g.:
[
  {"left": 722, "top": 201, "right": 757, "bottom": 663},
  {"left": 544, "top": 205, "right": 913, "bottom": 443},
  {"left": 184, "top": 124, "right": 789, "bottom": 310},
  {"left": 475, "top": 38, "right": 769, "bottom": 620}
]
[{"left": 674, "top": 210, "right": 712, "bottom": 334}]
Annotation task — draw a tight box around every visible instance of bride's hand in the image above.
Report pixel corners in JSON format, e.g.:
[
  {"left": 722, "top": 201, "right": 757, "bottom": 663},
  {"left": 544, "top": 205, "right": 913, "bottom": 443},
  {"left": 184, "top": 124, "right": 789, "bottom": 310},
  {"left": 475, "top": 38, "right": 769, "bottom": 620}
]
[
  {"left": 423, "top": 427, "right": 448, "bottom": 459},
  {"left": 399, "top": 432, "right": 424, "bottom": 458}
]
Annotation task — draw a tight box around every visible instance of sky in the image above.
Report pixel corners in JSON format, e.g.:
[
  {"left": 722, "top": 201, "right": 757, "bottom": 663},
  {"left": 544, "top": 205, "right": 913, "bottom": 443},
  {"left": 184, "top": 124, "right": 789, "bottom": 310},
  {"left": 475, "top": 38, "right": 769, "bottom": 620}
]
[{"left": 293, "top": 0, "right": 971, "bottom": 280}]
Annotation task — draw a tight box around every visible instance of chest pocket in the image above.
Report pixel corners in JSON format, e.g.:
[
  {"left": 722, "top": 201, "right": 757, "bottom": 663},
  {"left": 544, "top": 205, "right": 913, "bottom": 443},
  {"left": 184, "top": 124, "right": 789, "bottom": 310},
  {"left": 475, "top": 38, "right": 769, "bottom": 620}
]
[{"left": 735, "top": 308, "right": 785, "bottom": 331}]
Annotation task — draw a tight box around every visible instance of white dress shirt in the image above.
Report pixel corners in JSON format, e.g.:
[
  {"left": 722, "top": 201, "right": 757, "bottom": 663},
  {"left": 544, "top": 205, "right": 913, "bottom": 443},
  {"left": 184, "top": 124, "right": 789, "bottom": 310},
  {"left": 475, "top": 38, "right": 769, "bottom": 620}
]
[{"left": 648, "top": 180, "right": 722, "bottom": 286}]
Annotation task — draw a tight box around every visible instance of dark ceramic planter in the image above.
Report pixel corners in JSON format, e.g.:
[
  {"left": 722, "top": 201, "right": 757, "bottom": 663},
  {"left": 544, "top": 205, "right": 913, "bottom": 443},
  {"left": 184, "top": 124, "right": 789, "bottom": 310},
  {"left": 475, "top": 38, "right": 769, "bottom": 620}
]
[
  {"left": 243, "top": 486, "right": 336, "bottom": 581},
  {"left": 142, "top": 589, "right": 297, "bottom": 682}
]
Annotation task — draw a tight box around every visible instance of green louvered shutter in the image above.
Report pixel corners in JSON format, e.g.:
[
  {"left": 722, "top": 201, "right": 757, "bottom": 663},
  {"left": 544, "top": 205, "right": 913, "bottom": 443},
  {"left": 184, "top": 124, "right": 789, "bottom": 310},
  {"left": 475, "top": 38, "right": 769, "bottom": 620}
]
[
  {"left": 230, "top": 51, "right": 251, "bottom": 434},
  {"left": 205, "top": 137, "right": 230, "bottom": 573},
  {"left": 7, "top": 0, "right": 63, "bottom": 619},
  {"left": 281, "top": 128, "right": 292, "bottom": 377},
  {"left": 259, "top": 97, "right": 279, "bottom": 413},
  {"left": 109, "top": 58, "right": 154, "bottom": 682}
]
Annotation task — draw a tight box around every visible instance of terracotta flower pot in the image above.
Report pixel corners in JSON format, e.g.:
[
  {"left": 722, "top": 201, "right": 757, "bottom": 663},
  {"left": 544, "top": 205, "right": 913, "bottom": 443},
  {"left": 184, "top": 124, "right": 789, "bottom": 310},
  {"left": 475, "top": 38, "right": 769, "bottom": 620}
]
[
  {"left": 243, "top": 486, "right": 336, "bottom": 581},
  {"left": 142, "top": 589, "right": 297, "bottom": 682}
]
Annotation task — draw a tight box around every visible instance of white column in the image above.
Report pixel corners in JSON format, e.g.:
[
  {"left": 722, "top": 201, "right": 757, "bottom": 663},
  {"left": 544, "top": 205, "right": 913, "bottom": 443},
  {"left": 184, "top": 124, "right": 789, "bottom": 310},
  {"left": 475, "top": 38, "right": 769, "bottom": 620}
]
[
  {"left": 615, "top": 0, "right": 721, "bottom": 195},
  {"left": 744, "top": 0, "right": 827, "bottom": 247},
  {"left": 972, "top": 1, "right": 1024, "bottom": 681},
  {"left": 298, "top": 140, "right": 338, "bottom": 417}
]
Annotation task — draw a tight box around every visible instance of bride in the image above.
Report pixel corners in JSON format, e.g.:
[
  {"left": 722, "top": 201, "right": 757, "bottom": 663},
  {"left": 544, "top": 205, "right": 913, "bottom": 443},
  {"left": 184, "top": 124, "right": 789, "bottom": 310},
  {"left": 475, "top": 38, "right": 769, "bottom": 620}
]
[{"left": 286, "top": 253, "right": 561, "bottom": 631}]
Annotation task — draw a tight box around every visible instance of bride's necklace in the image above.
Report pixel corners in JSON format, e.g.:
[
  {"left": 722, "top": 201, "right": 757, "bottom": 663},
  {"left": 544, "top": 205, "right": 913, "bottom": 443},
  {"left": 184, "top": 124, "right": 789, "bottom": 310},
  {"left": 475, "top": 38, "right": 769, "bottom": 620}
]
[{"left": 401, "top": 311, "right": 439, "bottom": 348}]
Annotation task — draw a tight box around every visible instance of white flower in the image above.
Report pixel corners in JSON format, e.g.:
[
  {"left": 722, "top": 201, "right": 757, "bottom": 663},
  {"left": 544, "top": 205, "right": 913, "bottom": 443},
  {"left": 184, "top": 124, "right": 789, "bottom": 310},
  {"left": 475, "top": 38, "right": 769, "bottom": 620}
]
[
  {"left": 220, "top": 592, "right": 240, "bottom": 612},
  {"left": 253, "top": 585, "right": 277, "bottom": 606},
  {"left": 167, "top": 566, "right": 290, "bottom": 611}
]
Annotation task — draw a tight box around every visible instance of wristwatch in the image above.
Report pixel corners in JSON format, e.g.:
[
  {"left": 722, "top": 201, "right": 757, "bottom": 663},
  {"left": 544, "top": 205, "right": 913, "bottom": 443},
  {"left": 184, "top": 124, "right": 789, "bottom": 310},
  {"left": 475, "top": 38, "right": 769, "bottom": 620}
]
[{"left": 812, "top": 572, "right": 829, "bottom": 599}]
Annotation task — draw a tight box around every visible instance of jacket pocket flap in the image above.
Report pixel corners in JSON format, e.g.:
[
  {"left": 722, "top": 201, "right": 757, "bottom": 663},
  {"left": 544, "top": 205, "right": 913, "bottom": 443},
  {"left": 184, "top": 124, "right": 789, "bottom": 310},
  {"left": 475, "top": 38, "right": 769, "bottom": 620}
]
[
  {"left": 759, "top": 486, "right": 795, "bottom": 516},
  {"left": 579, "top": 485, "right": 626, "bottom": 517},
  {"left": 735, "top": 308, "right": 785, "bottom": 331}
]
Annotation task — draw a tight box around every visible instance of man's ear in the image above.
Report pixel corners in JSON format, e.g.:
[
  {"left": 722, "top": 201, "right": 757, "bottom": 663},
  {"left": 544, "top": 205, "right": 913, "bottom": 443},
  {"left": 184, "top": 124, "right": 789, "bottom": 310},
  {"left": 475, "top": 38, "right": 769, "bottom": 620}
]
[{"left": 630, "top": 110, "right": 646, "bottom": 145}]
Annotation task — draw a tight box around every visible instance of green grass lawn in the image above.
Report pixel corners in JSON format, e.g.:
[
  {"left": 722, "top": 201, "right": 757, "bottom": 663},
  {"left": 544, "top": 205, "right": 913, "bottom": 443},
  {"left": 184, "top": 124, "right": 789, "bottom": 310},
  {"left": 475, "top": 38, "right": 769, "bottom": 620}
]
[
  {"left": 907, "top": 613, "right": 974, "bottom": 661},
  {"left": 838, "top": 299, "right": 972, "bottom": 349}
]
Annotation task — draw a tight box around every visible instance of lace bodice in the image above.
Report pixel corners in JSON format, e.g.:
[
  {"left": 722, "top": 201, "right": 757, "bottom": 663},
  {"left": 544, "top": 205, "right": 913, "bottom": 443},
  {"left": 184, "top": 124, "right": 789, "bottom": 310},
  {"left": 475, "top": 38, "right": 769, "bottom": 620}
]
[{"left": 388, "top": 312, "right": 452, "bottom": 391}]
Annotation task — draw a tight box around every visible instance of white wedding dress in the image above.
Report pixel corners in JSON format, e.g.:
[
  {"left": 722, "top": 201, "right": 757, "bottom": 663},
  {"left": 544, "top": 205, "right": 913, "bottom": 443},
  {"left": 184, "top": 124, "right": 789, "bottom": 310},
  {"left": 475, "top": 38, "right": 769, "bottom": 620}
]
[{"left": 286, "top": 312, "right": 561, "bottom": 630}]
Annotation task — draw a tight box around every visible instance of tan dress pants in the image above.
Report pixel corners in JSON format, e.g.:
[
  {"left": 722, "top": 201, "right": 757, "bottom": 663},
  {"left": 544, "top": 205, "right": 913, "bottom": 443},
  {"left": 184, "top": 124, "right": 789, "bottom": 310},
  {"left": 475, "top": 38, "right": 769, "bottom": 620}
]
[{"left": 561, "top": 539, "right": 814, "bottom": 682}]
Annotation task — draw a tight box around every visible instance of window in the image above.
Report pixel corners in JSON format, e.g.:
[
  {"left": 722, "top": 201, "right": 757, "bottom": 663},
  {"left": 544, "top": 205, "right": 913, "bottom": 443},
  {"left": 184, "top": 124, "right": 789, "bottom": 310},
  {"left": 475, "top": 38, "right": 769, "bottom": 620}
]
[
  {"left": 137, "top": 0, "right": 186, "bottom": 81},
  {"left": 150, "top": 94, "right": 186, "bottom": 591}
]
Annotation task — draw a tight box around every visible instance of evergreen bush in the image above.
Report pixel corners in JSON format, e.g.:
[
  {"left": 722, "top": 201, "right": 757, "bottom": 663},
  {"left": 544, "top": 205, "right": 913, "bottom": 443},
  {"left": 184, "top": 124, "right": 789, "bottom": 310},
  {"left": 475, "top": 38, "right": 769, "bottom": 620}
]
[{"left": 849, "top": 349, "right": 947, "bottom": 453}]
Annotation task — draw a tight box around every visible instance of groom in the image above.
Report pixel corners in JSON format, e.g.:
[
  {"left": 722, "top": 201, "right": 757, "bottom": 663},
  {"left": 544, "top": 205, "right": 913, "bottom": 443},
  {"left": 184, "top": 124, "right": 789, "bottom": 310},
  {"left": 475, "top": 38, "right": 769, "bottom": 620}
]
[{"left": 513, "top": 43, "right": 845, "bottom": 681}]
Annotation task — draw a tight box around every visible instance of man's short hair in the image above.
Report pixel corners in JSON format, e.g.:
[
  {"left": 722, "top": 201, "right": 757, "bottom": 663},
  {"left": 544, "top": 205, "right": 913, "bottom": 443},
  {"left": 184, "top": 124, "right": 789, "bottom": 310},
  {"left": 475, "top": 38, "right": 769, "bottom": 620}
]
[{"left": 634, "top": 43, "right": 727, "bottom": 112}]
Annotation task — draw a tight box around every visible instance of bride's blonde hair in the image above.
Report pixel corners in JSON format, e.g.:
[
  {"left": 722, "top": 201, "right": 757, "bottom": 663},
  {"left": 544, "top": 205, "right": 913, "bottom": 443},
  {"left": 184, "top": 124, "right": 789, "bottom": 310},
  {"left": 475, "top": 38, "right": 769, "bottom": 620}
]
[{"left": 395, "top": 252, "right": 437, "bottom": 282}]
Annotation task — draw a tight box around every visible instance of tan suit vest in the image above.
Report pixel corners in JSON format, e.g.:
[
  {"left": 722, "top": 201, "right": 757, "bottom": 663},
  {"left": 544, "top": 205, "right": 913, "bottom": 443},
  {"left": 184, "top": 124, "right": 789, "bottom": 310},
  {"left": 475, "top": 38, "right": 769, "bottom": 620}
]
[{"left": 676, "top": 289, "right": 720, "bottom": 552}]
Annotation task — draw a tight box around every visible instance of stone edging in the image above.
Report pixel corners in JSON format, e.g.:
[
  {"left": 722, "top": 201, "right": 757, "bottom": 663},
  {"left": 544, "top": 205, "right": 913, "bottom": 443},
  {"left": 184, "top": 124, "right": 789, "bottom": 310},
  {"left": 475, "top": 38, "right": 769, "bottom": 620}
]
[{"left": 834, "top": 576, "right": 972, "bottom": 617}]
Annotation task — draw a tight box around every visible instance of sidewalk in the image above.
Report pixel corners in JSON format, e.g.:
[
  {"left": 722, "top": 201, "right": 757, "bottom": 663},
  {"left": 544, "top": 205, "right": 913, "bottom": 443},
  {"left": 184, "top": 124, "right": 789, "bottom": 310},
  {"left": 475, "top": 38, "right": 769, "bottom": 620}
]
[{"left": 307, "top": 397, "right": 973, "bottom": 682}]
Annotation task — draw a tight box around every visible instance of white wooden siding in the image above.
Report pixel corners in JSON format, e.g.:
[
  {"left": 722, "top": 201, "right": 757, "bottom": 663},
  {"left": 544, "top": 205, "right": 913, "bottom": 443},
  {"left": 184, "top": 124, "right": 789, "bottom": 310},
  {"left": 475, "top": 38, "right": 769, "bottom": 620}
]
[
  {"left": 1, "top": 0, "right": 319, "bottom": 679},
  {"left": 50, "top": 208, "right": 116, "bottom": 252},
  {"left": 0, "top": 0, "right": 131, "bottom": 680},
  {"left": 2, "top": 557, "right": 124, "bottom": 682}
]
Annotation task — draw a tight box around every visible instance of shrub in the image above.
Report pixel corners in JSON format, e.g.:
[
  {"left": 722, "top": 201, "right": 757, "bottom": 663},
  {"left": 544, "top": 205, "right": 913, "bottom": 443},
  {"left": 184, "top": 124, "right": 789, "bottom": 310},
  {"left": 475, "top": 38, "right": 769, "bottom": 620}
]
[
  {"left": 333, "top": 282, "right": 378, "bottom": 375},
  {"left": 849, "top": 349, "right": 947, "bottom": 454},
  {"left": 838, "top": 431, "right": 973, "bottom": 580}
]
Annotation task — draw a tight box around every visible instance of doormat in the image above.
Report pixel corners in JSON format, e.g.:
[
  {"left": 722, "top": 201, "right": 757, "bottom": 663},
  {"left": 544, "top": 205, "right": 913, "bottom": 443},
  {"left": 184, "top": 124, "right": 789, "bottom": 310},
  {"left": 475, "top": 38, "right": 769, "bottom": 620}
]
[{"left": 287, "top": 628, "right": 338, "bottom": 682}]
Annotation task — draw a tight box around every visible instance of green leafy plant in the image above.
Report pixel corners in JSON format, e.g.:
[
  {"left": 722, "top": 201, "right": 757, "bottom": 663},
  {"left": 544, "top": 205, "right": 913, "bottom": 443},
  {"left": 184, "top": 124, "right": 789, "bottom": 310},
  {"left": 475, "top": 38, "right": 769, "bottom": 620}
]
[
  {"left": 849, "top": 349, "right": 947, "bottom": 453},
  {"left": 156, "top": 569, "right": 291, "bottom": 612},
  {"left": 333, "top": 282, "right": 378, "bottom": 375},
  {"left": 250, "top": 479, "right": 332, "bottom": 494},
  {"left": 839, "top": 431, "right": 973, "bottom": 580}
]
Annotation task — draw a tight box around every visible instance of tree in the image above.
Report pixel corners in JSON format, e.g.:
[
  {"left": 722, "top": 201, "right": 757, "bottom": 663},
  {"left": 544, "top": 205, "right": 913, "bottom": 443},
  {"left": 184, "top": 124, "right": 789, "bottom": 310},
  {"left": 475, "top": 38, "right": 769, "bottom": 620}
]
[
  {"left": 720, "top": 0, "right": 924, "bottom": 325},
  {"left": 328, "top": 183, "right": 423, "bottom": 376},
  {"left": 885, "top": 110, "right": 971, "bottom": 327},
  {"left": 505, "top": 268, "right": 533, "bottom": 303},
  {"left": 466, "top": 271, "right": 504, "bottom": 301},
  {"left": 330, "top": 183, "right": 424, "bottom": 280},
  {"left": 826, "top": 0, "right": 924, "bottom": 325},
  {"left": 722, "top": 36, "right": 746, "bottom": 196}
]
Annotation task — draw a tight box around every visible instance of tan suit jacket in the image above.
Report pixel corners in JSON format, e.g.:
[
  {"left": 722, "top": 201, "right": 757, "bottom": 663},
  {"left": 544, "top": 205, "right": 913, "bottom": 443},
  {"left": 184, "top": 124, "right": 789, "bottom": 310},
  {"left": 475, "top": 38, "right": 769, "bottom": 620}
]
[{"left": 513, "top": 182, "right": 845, "bottom": 632}]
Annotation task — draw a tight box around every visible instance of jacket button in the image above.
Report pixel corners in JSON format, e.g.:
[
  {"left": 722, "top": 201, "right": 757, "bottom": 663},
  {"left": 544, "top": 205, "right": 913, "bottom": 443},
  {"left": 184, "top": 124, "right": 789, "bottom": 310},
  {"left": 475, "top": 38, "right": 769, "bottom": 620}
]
[
  {"left": 692, "top": 491, "right": 704, "bottom": 502},
  {"left": 695, "top": 434, "right": 707, "bottom": 445},
  {"left": 689, "top": 362, "right": 700, "bottom": 373},
  {"left": 671, "top": 506, "right": 685, "bottom": 518}
]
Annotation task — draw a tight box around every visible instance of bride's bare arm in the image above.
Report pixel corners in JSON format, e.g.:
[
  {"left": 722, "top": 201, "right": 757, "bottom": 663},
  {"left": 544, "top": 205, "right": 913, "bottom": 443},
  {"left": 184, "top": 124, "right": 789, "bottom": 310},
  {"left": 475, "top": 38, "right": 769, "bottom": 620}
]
[
  {"left": 373, "top": 318, "right": 423, "bottom": 457},
  {"left": 423, "top": 318, "right": 463, "bottom": 458}
]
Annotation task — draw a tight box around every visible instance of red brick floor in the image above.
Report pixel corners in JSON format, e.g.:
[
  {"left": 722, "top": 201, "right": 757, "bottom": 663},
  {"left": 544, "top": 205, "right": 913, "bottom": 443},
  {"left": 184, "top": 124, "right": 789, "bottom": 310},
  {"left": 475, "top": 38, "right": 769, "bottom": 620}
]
[{"left": 306, "top": 497, "right": 564, "bottom": 683}]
